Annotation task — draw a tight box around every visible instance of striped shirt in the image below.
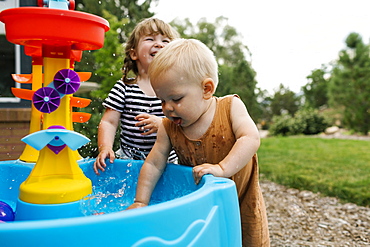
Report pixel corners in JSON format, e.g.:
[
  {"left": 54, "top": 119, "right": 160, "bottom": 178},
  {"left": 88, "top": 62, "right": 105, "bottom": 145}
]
[{"left": 103, "top": 80, "right": 176, "bottom": 162}]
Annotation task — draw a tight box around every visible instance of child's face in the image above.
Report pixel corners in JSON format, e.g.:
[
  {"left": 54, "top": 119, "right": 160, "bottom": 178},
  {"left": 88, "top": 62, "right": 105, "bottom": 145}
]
[
  {"left": 131, "top": 33, "right": 170, "bottom": 72},
  {"left": 151, "top": 70, "right": 208, "bottom": 128}
]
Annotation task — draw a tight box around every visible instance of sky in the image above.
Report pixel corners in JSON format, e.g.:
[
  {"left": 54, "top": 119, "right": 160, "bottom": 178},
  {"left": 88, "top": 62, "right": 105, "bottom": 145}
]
[{"left": 151, "top": 0, "right": 370, "bottom": 94}]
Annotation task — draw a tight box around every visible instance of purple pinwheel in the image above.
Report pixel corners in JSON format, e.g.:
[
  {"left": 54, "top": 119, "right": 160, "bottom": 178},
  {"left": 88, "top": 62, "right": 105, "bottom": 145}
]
[
  {"left": 53, "top": 69, "right": 81, "bottom": 95},
  {"left": 32, "top": 87, "right": 61, "bottom": 113}
]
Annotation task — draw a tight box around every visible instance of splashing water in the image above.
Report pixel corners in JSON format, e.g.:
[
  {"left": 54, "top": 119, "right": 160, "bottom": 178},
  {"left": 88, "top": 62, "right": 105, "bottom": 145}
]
[
  {"left": 79, "top": 158, "right": 199, "bottom": 216},
  {"left": 80, "top": 161, "right": 137, "bottom": 216},
  {"left": 80, "top": 178, "right": 131, "bottom": 216}
]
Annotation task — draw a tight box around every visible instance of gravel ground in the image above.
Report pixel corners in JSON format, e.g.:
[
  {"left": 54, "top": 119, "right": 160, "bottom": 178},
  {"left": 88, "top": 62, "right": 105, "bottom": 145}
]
[
  {"left": 259, "top": 130, "right": 370, "bottom": 246},
  {"left": 261, "top": 179, "right": 370, "bottom": 246}
]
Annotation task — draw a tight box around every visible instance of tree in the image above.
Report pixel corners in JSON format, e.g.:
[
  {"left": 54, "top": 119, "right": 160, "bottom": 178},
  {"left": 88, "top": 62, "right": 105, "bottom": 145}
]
[
  {"left": 329, "top": 32, "right": 370, "bottom": 135},
  {"left": 270, "top": 84, "right": 300, "bottom": 117},
  {"left": 302, "top": 65, "right": 329, "bottom": 109},
  {"left": 76, "top": 0, "right": 157, "bottom": 35},
  {"left": 171, "top": 16, "right": 249, "bottom": 66},
  {"left": 226, "top": 60, "right": 260, "bottom": 121},
  {"left": 89, "top": 11, "right": 126, "bottom": 99}
]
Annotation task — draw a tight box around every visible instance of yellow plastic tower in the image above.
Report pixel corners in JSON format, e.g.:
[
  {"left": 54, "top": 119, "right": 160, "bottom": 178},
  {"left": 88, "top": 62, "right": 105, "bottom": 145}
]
[{"left": 19, "top": 45, "right": 92, "bottom": 204}]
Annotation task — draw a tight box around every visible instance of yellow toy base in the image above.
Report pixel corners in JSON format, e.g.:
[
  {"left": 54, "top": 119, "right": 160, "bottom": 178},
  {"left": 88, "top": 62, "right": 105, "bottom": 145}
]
[
  {"left": 19, "top": 176, "right": 91, "bottom": 204},
  {"left": 19, "top": 146, "right": 92, "bottom": 204}
]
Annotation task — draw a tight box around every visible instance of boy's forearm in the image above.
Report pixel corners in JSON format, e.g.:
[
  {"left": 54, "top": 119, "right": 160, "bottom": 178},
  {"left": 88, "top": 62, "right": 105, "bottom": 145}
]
[
  {"left": 133, "top": 123, "right": 171, "bottom": 205},
  {"left": 134, "top": 161, "right": 164, "bottom": 205},
  {"left": 219, "top": 135, "right": 260, "bottom": 177}
]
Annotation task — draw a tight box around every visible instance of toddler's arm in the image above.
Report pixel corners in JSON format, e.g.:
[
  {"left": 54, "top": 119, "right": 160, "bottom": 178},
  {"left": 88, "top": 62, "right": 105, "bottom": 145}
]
[
  {"left": 192, "top": 97, "right": 260, "bottom": 183},
  {"left": 126, "top": 122, "right": 172, "bottom": 209},
  {"left": 93, "top": 108, "right": 121, "bottom": 175}
]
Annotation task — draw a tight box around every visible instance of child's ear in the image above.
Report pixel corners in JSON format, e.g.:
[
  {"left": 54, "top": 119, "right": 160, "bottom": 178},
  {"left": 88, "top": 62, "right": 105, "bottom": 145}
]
[
  {"left": 202, "top": 78, "right": 215, "bottom": 100},
  {"left": 129, "top": 48, "right": 138, "bottom": 61}
]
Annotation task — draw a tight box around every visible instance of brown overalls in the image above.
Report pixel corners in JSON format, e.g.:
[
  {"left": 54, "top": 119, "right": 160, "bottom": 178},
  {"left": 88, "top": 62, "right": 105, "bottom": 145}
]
[{"left": 163, "top": 95, "right": 270, "bottom": 246}]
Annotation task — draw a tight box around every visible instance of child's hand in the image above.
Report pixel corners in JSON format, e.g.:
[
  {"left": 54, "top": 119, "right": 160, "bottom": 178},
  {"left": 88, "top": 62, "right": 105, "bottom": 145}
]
[
  {"left": 135, "top": 114, "right": 162, "bottom": 135},
  {"left": 93, "top": 147, "right": 115, "bottom": 175},
  {"left": 192, "top": 163, "right": 225, "bottom": 184},
  {"left": 126, "top": 201, "right": 148, "bottom": 210}
]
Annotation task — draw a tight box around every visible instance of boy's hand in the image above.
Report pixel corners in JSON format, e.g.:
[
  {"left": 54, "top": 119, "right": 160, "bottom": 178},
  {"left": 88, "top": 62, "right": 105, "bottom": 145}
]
[
  {"left": 192, "top": 163, "right": 225, "bottom": 184},
  {"left": 126, "top": 201, "right": 148, "bottom": 210},
  {"left": 135, "top": 114, "right": 162, "bottom": 135},
  {"left": 93, "top": 147, "right": 115, "bottom": 175}
]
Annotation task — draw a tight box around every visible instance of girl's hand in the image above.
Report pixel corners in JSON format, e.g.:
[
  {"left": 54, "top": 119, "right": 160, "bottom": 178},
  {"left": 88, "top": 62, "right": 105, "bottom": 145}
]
[
  {"left": 192, "top": 163, "right": 225, "bottom": 184},
  {"left": 93, "top": 147, "right": 115, "bottom": 175},
  {"left": 135, "top": 113, "right": 162, "bottom": 135}
]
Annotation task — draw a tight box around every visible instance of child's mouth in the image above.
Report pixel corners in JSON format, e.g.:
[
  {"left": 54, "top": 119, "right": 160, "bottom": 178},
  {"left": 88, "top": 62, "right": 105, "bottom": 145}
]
[{"left": 172, "top": 117, "right": 182, "bottom": 126}]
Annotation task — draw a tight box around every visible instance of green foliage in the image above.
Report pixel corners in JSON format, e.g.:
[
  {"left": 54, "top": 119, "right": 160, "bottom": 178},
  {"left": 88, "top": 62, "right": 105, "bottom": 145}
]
[
  {"left": 328, "top": 32, "right": 370, "bottom": 135},
  {"left": 268, "top": 114, "right": 293, "bottom": 136},
  {"left": 294, "top": 108, "right": 330, "bottom": 135},
  {"left": 303, "top": 66, "right": 329, "bottom": 108},
  {"left": 90, "top": 11, "right": 126, "bottom": 99},
  {"left": 76, "top": 0, "right": 156, "bottom": 31},
  {"left": 171, "top": 16, "right": 248, "bottom": 66},
  {"left": 73, "top": 98, "right": 103, "bottom": 158},
  {"left": 74, "top": 97, "right": 121, "bottom": 158},
  {"left": 269, "top": 108, "right": 329, "bottom": 136},
  {"left": 217, "top": 61, "right": 260, "bottom": 121},
  {"left": 258, "top": 137, "right": 370, "bottom": 206},
  {"left": 270, "top": 84, "right": 301, "bottom": 116}
]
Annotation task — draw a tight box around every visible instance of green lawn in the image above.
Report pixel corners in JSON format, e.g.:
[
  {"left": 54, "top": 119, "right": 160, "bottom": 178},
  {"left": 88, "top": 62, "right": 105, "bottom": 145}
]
[{"left": 257, "top": 137, "right": 370, "bottom": 206}]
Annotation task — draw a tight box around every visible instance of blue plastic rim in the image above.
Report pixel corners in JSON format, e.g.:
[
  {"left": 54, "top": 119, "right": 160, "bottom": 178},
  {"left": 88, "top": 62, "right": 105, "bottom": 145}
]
[{"left": 0, "top": 159, "right": 241, "bottom": 247}]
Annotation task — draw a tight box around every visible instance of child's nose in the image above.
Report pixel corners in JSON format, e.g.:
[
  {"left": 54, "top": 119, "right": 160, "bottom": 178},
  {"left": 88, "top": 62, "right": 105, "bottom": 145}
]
[
  {"left": 154, "top": 42, "right": 164, "bottom": 48},
  {"left": 162, "top": 102, "right": 174, "bottom": 112}
]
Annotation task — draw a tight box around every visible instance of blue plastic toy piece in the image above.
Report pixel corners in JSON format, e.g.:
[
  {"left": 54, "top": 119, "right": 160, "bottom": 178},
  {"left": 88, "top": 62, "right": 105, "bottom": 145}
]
[
  {"left": 0, "top": 201, "right": 15, "bottom": 222},
  {"left": 21, "top": 127, "right": 90, "bottom": 151}
]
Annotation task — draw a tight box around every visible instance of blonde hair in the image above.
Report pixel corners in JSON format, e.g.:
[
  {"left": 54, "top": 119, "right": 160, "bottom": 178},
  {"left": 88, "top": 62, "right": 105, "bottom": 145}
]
[
  {"left": 148, "top": 39, "right": 219, "bottom": 88},
  {"left": 122, "top": 18, "right": 180, "bottom": 84}
]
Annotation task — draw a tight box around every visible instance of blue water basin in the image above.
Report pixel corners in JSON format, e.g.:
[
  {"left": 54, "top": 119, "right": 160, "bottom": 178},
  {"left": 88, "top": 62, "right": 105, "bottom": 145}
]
[{"left": 0, "top": 159, "right": 241, "bottom": 246}]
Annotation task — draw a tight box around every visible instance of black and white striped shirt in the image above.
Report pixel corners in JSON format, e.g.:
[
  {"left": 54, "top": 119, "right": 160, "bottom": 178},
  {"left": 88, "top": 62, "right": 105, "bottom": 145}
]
[{"left": 103, "top": 80, "right": 176, "bottom": 162}]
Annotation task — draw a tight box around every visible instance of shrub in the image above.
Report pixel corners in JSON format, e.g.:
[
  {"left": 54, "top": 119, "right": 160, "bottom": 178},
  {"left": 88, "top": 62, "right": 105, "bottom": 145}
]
[
  {"left": 269, "top": 108, "right": 329, "bottom": 136},
  {"left": 268, "top": 114, "right": 294, "bottom": 136},
  {"left": 294, "top": 108, "right": 329, "bottom": 135}
]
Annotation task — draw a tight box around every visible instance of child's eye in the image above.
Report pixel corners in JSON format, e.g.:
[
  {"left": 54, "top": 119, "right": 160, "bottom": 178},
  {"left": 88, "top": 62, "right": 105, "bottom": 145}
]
[
  {"left": 144, "top": 37, "right": 154, "bottom": 41},
  {"left": 163, "top": 39, "right": 170, "bottom": 43},
  {"left": 173, "top": 97, "right": 183, "bottom": 102}
]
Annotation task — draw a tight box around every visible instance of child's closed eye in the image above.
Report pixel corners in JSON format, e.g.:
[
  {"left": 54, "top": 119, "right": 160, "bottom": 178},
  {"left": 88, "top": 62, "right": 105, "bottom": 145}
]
[{"left": 173, "top": 97, "right": 183, "bottom": 103}]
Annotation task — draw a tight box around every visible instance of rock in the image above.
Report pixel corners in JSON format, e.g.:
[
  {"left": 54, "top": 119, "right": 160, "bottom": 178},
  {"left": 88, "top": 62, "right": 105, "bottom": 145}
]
[{"left": 325, "top": 126, "right": 340, "bottom": 135}]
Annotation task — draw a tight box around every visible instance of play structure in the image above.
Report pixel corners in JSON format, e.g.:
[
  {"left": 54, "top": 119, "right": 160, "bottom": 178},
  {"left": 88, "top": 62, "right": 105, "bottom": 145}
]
[{"left": 0, "top": 1, "right": 242, "bottom": 246}]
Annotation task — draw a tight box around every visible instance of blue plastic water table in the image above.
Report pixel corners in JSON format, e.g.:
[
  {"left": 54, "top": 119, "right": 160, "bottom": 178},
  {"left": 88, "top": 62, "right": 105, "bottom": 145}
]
[{"left": 0, "top": 159, "right": 241, "bottom": 246}]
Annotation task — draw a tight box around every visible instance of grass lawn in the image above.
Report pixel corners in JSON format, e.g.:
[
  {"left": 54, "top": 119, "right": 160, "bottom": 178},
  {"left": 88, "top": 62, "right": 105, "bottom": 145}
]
[{"left": 257, "top": 136, "right": 370, "bottom": 206}]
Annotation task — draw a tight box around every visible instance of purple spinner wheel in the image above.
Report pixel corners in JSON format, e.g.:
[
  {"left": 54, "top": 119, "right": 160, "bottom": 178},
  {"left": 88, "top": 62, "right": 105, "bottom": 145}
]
[
  {"left": 53, "top": 69, "right": 81, "bottom": 95},
  {"left": 32, "top": 87, "right": 61, "bottom": 113}
]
